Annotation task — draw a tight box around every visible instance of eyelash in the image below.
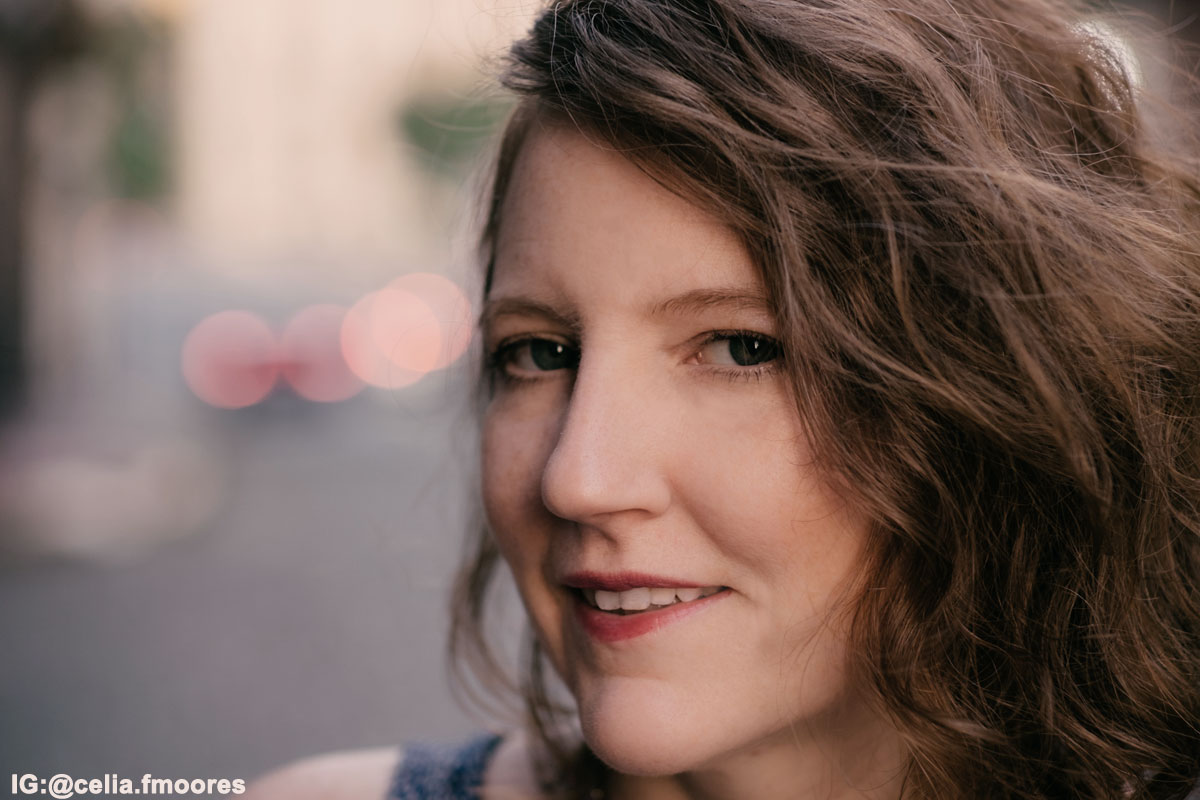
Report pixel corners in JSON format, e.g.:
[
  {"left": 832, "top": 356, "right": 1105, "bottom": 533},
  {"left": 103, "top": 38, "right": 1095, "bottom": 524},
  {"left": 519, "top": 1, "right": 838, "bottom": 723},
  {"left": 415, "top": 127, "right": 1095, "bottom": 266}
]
[
  {"left": 697, "top": 330, "right": 784, "bottom": 382},
  {"left": 485, "top": 330, "right": 783, "bottom": 386}
]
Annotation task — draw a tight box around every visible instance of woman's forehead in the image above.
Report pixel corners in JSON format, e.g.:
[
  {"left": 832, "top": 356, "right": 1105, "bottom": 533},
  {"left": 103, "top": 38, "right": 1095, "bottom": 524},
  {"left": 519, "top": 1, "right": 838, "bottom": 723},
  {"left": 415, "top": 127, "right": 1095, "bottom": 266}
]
[
  {"left": 497, "top": 124, "right": 726, "bottom": 241},
  {"left": 490, "top": 125, "right": 762, "bottom": 304}
]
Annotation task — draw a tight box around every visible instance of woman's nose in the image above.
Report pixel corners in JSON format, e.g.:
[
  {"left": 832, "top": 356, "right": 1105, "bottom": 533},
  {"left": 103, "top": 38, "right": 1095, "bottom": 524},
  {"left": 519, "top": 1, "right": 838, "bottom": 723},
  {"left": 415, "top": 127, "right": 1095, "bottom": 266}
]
[{"left": 539, "top": 358, "right": 673, "bottom": 526}]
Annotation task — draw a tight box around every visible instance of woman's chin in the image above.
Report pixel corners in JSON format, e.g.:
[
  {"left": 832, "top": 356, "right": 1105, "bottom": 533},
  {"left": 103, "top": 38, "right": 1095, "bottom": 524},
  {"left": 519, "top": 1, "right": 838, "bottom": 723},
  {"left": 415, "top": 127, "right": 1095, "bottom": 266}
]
[
  {"left": 583, "top": 726, "right": 702, "bottom": 777},
  {"left": 575, "top": 685, "right": 725, "bottom": 777}
]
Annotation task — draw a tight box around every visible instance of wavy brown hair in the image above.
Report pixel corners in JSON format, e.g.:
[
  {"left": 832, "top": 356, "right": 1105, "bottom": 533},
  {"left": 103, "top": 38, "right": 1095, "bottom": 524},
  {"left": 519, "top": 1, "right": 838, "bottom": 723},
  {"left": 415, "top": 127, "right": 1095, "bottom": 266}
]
[{"left": 450, "top": 0, "right": 1200, "bottom": 797}]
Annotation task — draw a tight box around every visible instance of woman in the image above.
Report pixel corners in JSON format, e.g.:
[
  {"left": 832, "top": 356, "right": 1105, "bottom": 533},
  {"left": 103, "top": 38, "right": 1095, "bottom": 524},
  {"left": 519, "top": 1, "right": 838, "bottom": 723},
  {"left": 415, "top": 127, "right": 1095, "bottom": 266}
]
[{"left": 249, "top": 0, "right": 1200, "bottom": 797}]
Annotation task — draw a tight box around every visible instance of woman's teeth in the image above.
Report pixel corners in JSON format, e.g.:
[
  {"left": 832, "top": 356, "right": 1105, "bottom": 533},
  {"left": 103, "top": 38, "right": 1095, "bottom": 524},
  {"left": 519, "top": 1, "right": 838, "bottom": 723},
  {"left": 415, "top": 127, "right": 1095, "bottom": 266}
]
[{"left": 581, "top": 586, "right": 722, "bottom": 613}]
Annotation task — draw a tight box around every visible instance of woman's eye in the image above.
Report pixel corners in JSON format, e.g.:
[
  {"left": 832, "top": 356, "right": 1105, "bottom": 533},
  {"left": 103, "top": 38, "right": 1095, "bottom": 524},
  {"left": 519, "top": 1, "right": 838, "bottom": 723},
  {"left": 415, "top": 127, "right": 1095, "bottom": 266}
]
[
  {"left": 494, "top": 338, "right": 580, "bottom": 375},
  {"left": 697, "top": 333, "right": 781, "bottom": 367}
]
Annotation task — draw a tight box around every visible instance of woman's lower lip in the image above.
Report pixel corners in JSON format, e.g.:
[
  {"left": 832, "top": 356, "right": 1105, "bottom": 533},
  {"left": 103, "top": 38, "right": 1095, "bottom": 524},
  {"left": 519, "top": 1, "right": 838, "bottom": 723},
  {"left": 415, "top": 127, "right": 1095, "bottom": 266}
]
[{"left": 572, "top": 589, "right": 729, "bottom": 643}]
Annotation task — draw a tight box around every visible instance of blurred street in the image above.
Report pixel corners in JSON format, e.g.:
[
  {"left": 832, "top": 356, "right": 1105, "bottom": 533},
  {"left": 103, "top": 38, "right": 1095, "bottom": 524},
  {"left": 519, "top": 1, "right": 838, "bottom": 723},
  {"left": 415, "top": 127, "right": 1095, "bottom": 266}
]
[{"left": 0, "top": 360, "right": 520, "bottom": 782}]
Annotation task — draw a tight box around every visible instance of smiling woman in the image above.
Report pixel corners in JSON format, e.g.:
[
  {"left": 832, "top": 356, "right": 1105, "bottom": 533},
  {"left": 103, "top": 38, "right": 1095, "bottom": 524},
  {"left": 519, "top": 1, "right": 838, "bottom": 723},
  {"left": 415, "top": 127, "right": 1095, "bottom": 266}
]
[
  {"left": 479, "top": 124, "right": 895, "bottom": 792},
  {"left": 245, "top": 0, "right": 1200, "bottom": 798}
]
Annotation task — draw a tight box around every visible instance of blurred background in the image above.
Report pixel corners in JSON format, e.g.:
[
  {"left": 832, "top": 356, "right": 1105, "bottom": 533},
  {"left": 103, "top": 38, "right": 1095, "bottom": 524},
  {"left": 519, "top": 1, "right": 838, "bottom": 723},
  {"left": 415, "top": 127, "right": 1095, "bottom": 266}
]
[
  {"left": 0, "top": 0, "right": 534, "bottom": 784},
  {"left": 0, "top": 0, "right": 1195, "bottom": 789}
]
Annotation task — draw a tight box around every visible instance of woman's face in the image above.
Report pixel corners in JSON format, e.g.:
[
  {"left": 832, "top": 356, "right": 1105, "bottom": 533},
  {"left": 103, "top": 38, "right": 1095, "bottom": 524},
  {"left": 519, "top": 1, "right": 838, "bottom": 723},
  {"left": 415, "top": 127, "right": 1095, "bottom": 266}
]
[{"left": 482, "top": 124, "right": 883, "bottom": 781}]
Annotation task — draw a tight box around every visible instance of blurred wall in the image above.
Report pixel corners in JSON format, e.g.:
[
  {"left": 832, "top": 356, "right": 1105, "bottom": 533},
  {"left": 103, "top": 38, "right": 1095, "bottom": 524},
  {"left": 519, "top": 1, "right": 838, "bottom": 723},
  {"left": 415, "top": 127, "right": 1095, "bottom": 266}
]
[{"left": 174, "top": 0, "right": 528, "bottom": 284}]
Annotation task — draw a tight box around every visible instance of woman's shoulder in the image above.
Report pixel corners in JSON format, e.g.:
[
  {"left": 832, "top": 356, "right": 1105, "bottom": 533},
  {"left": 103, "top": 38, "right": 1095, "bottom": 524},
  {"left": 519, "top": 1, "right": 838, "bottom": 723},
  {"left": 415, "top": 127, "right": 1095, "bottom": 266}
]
[
  {"left": 242, "top": 731, "right": 542, "bottom": 800},
  {"left": 240, "top": 746, "right": 400, "bottom": 800}
]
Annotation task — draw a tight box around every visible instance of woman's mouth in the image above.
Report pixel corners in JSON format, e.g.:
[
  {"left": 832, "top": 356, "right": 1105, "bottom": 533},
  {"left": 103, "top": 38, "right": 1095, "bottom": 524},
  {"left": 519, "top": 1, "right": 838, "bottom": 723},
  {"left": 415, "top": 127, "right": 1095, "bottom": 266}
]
[
  {"left": 579, "top": 585, "right": 724, "bottom": 614},
  {"left": 570, "top": 585, "right": 730, "bottom": 642}
]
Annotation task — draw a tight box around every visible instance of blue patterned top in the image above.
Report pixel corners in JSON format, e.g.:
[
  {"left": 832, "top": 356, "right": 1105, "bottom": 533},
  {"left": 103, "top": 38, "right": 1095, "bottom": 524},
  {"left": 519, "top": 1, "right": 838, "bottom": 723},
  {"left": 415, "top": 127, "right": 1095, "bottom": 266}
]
[{"left": 388, "top": 733, "right": 504, "bottom": 799}]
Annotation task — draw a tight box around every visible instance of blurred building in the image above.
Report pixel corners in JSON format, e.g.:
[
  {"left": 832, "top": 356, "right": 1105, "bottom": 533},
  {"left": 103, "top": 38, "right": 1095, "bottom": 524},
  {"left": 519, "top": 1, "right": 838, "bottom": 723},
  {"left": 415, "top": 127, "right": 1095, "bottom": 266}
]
[
  {"left": 20, "top": 0, "right": 532, "bottom": 412},
  {"left": 172, "top": 0, "right": 530, "bottom": 285}
]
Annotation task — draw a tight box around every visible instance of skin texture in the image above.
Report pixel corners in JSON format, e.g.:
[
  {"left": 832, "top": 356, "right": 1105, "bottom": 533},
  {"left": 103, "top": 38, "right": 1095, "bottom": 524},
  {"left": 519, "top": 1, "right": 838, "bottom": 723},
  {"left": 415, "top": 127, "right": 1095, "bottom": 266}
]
[{"left": 481, "top": 123, "right": 907, "bottom": 800}]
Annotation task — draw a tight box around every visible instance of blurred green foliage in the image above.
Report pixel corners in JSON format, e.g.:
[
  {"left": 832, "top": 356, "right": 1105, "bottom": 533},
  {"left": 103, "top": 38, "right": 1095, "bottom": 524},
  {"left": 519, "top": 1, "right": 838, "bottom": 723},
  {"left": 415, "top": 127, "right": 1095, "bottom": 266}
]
[
  {"left": 398, "top": 94, "right": 513, "bottom": 178},
  {"left": 97, "top": 11, "right": 170, "bottom": 199},
  {"left": 109, "top": 100, "right": 167, "bottom": 199}
]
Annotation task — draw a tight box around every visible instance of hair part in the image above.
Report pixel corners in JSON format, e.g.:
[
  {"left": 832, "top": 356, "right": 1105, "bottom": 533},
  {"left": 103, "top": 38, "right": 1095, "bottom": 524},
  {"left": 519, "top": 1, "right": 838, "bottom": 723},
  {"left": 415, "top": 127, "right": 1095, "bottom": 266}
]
[{"left": 453, "top": 1, "right": 1200, "bottom": 797}]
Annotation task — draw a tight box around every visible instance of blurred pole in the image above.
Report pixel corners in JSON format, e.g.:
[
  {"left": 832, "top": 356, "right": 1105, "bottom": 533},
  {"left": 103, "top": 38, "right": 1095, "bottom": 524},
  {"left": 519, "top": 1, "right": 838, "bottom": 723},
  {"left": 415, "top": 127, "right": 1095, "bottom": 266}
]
[{"left": 0, "top": 0, "right": 83, "bottom": 420}]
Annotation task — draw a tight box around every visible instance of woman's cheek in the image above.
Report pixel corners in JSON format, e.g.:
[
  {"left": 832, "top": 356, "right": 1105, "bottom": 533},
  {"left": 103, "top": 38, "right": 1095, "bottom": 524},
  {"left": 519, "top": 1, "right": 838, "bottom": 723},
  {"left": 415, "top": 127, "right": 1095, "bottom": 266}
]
[{"left": 482, "top": 403, "right": 553, "bottom": 572}]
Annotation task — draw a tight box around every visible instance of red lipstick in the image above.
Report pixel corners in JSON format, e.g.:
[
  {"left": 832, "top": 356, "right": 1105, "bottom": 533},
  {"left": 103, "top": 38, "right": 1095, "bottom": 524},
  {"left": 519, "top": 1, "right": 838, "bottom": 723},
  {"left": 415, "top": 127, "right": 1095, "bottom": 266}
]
[
  {"left": 573, "top": 590, "right": 727, "bottom": 642},
  {"left": 562, "top": 572, "right": 730, "bottom": 643}
]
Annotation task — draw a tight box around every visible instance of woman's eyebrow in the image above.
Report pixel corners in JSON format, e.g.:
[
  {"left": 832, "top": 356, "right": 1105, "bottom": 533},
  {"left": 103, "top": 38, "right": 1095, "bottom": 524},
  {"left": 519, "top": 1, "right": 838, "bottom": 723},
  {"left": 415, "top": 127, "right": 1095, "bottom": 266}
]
[
  {"left": 478, "top": 296, "right": 582, "bottom": 332},
  {"left": 649, "top": 288, "right": 771, "bottom": 318}
]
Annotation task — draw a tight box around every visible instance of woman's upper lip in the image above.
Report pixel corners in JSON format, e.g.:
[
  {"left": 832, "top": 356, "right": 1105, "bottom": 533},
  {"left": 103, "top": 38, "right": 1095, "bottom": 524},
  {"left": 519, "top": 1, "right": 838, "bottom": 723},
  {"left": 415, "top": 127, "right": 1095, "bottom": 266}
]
[{"left": 560, "top": 570, "right": 717, "bottom": 591}]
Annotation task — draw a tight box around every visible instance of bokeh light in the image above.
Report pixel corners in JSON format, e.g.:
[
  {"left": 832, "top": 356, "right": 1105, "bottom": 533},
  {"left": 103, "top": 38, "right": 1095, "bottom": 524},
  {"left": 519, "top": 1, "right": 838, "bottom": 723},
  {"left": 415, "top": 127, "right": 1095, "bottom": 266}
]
[
  {"left": 279, "top": 304, "right": 364, "bottom": 403},
  {"left": 338, "top": 274, "right": 474, "bottom": 390},
  {"left": 340, "top": 290, "right": 434, "bottom": 389},
  {"left": 181, "top": 311, "right": 279, "bottom": 408},
  {"left": 369, "top": 285, "right": 444, "bottom": 374},
  {"left": 389, "top": 272, "right": 473, "bottom": 370}
]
